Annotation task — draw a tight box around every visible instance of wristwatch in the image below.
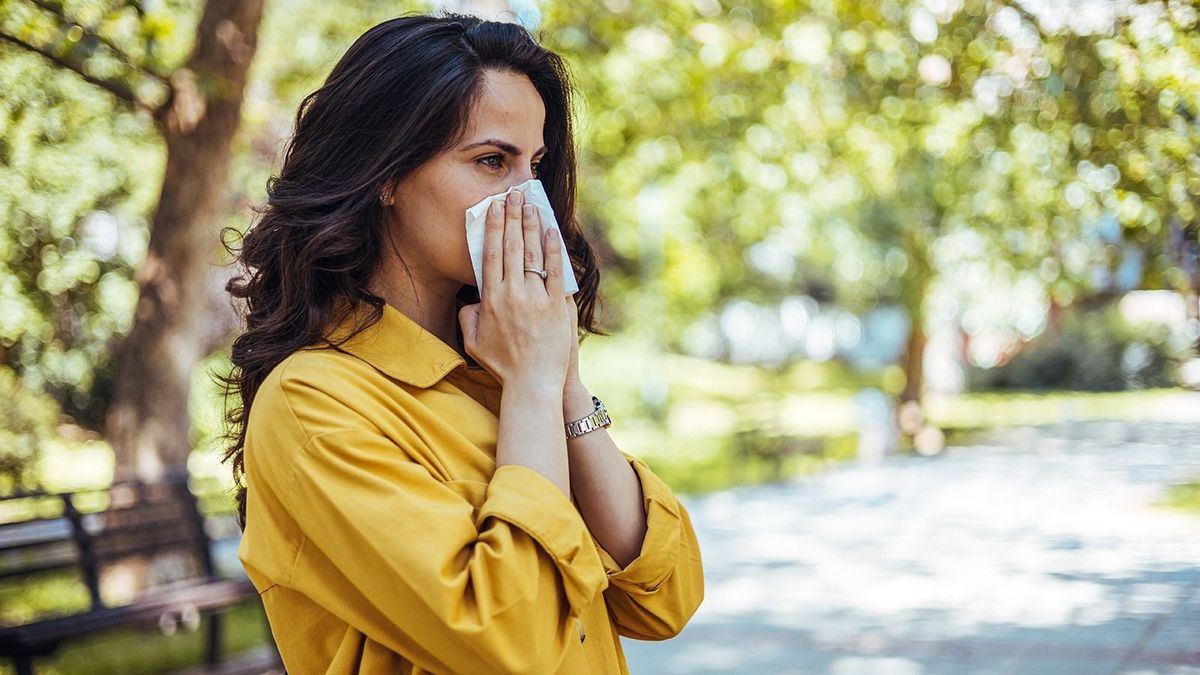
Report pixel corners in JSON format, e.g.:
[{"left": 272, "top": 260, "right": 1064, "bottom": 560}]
[{"left": 565, "top": 396, "right": 612, "bottom": 439}]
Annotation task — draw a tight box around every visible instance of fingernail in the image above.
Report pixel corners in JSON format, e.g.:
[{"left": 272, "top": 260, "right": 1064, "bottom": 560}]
[
  {"left": 523, "top": 204, "right": 535, "bottom": 216},
  {"left": 489, "top": 200, "right": 502, "bottom": 216},
  {"left": 507, "top": 190, "right": 521, "bottom": 205}
]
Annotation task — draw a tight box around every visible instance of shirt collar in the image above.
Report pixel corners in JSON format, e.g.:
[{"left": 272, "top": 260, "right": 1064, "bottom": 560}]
[{"left": 321, "top": 299, "right": 474, "bottom": 388}]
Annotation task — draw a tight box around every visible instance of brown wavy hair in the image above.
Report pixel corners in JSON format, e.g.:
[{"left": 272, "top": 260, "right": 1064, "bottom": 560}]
[{"left": 218, "top": 12, "right": 606, "bottom": 529}]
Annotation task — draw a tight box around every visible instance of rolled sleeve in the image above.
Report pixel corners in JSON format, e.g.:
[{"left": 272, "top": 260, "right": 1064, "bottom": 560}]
[
  {"left": 477, "top": 464, "right": 610, "bottom": 611},
  {"left": 589, "top": 454, "right": 705, "bottom": 640},
  {"left": 593, "top": 456, "right": 681, "bottom": 589}
]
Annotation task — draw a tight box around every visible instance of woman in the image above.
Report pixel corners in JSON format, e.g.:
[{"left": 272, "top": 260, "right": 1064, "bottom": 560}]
[{"left": 221, "top": 12, "right": 704, "bottom": 675}]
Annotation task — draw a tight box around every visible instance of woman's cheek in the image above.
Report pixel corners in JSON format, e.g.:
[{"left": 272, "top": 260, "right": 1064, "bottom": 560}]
[{"left": 468, "top": 161, "right": 497, "bottom": 182}]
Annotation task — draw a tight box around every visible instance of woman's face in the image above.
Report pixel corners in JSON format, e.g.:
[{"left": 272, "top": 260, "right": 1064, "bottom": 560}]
[{"left": 384, "top": 68, "right": 547, "bottom": 291}]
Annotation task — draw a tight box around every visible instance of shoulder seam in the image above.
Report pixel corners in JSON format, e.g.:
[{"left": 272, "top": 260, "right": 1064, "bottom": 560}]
[
  {"left": 275, "top": 357, "right": 313, "bottom": 444},
  {"left": 275, "top": 355, "right": 392, "bottom": 440}
]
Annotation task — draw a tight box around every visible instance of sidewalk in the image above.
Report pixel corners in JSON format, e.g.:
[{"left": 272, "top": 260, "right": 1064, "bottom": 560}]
[{"left": 623, "top": 421, "right": 1200, "bottom": 674}]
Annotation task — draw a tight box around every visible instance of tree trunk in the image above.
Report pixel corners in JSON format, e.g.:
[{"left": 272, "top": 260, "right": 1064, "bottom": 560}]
[
  {"left": 106, "top": 0, "right": 266, "bottom": 483},
  {"left": 900, "top": 305, "right": 927, "bottom": 405},
  {"left": 1188, "top": 290, "right": 1199, "bottom": 353},
  {"left": 899, "top": 233, "right": 933, "bottom": 407}
]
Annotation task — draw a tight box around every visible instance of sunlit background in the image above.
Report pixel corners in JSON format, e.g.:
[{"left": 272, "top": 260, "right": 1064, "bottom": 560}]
[{"left": 0, "top": 0, "right": 1198, "bottom": 673}]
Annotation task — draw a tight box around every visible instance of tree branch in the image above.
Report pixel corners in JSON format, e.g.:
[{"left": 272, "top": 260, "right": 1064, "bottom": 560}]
[
  {"left": 25, "top": 0, "right": 169, "bottom": 82},
  {"left": 0, "top": 31, "right": 157, "bottom": 114},
  {"left": 122, "top": 0, "right": 146, "bottom": 17}
]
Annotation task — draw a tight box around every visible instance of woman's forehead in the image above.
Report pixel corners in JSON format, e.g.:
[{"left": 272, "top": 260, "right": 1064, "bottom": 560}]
[{"left": 461, "top": 71, "right": 546, "bottom": 152}]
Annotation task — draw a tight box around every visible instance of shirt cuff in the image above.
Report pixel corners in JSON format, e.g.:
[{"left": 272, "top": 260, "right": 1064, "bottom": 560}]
[
  {"left": 591, "top": 455, "right": 683, "bottom": 593},
  {"left": 476, "top": 464, "right": 609, "bottom": 611}
]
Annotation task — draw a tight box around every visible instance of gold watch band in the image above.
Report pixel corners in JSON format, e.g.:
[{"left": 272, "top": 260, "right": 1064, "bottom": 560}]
[{"left": 565, "top": 396, "right": 612, "bottom": 439}]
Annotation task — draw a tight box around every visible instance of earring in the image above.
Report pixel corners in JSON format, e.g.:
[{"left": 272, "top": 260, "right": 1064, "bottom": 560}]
[{"left": 378, "top": 191, "right": 389, "bottom": 205}]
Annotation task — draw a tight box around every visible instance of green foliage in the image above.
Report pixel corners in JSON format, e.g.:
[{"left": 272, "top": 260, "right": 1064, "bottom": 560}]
[
  {"left": 0, "top": 0, "right": 431, "bottom": 431},
  {"left": 540, "top": 0, "right": 1200, "bottom": 363},
  {"left": 0, "top": 366, "right": 61, "bottom": 493},
  {"left": 0, "top": 0, "right": 224, "bottom": 428},
  {"left": 968, "top": 305, "right": 1180, "bottom": 391},
  {"left": 0, "top": 42, "right": 159, "bottom": 428}
]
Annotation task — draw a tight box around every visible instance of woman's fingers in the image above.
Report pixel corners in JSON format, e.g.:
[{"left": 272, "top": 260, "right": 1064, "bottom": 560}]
[
  {"left": 467, "top": 188, "right": 571, "bottom": 386},
  {"left": 544, "top": 226, "right": 563, "bottom": 298},
  {"left": 482, "top": 199, "right": 504, "bottom": 293},
  {"left": 502, "top": 189, "right": 525, "bottom": 286},
  {"left": 521, "top": 202, "right": 543, "bottom": 290},
  {"left": 457, "top": 303, "right": 480, "bottom": 352}
]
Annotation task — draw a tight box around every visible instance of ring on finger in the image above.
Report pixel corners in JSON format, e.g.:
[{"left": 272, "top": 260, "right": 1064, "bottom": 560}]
[{"left": 523, "top": 267, "right": 548, "bottom": 280}]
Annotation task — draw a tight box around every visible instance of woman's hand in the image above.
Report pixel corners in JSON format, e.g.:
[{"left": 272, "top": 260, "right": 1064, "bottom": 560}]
[{"left": 458, "top": 189, "right": 573, "bottom": 391}]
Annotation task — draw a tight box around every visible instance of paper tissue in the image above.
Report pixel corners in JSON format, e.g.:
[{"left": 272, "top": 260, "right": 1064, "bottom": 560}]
[{"left": 464, "top": 178, "right": 579, "bottom": 297}]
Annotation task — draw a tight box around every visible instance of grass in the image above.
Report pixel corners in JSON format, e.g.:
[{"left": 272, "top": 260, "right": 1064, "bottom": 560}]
[
  {"left": 1162, "top": 481, "right": 1200, "bottom": 517},
  {"left": 597, "top": 360, "right": 1197, "bottom": 495},
  {"left": 630, "top": 434, "right": 857, "bottom": 495},
  {"left": 0, "top": 598, "right": 271, "bottom": 675},
  {"left": 0, "top": 571, "right": 92, "bottom": 629},
  {"left": 924, "top": 388, "right": 1198, "bottom": 430}
]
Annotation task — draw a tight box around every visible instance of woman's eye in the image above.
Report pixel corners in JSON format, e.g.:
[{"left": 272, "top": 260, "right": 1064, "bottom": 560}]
[{"left": 479, "top": 156, "right": 540, "bottom": 177}]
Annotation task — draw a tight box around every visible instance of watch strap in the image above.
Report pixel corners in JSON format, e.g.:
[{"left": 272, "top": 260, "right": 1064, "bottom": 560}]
[{"left": 565, "top": 396, "right": 612, "bottom": 439}]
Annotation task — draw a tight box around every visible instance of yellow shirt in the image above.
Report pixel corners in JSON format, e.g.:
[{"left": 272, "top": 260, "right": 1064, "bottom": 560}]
[{"left": 237, "top": 300, "right": 704, "bottom": 674}]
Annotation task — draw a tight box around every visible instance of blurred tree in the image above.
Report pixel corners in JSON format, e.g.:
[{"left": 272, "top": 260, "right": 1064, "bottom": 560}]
[
  {"left": 0, "top": 0, "right": 266, "bottom": 481},
  {"left": 806, "top": 0, "right": 1198, "bottom": 402},
  {"left": 0, "top": 367, "right": 59, "bottom": 492},
  {"left": 540, "top": 0, "right": 1199, "bottom": 409},
  {"left": 0, "top": 0, "right": 433, "bottom": 483},
  {"left": 968, "top": 303, "right": 1179, "bottom": 391},
  {"left": 0, "top": 38, "right": 157, "bottom": 433}
]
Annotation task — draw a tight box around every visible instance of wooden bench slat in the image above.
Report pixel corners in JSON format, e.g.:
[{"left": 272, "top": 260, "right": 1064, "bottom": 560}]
[
  {"left": 0, "top": 541, "right": 78, "bottom": 578},
  {"left": 0, "top": 518, "right": 73, "bottom": 548},
  {"left": 92, "top": 542, "right": 198, "bottom": 561}
]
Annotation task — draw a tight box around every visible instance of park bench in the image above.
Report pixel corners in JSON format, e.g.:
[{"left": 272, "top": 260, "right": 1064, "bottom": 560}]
[{"left": 0, "top": 473, "right": 278, "bottom": 675}]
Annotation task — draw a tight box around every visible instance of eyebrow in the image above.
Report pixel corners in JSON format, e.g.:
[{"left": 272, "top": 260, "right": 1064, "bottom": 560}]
[{"left": 461, "top": 138, "right": 547, "bottom": 156}]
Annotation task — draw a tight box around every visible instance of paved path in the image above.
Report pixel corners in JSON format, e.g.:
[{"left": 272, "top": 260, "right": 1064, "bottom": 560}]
[{"left": 623, "top": 421, "right": 1200, "bottom": 674}]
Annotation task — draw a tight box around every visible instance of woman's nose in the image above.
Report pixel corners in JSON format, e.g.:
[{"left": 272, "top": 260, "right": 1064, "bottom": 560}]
[{"left": 511, "top": 167, "right": 535, "bottom": 186}]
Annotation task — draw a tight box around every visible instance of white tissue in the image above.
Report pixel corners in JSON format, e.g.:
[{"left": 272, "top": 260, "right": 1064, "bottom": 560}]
[{"left": 464, "top": 178, "right": 578, "bottom": 297}]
